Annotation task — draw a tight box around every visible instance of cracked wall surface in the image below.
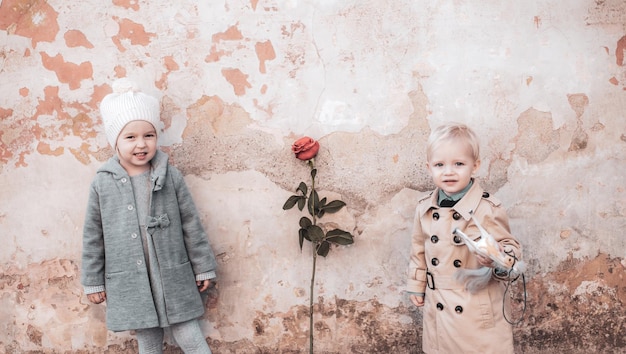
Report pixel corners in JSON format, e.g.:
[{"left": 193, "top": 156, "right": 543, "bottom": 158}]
[{"left": 1, "top": 0, "right": 625, "bottom": 353}]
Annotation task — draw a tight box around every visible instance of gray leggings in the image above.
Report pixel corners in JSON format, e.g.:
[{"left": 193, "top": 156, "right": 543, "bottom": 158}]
[{"left": 136, "top": 319, "right": 212, "bottom": 354}]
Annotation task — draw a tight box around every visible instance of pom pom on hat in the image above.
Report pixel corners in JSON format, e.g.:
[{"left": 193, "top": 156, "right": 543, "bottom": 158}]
[{"left": 100, "top": 78, "right": 161, "bottom": 148}]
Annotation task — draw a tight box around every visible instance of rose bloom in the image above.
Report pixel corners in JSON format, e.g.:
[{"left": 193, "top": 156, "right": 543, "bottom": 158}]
[{"left": 292, "top": 137, "right": 320, "bottom": 160}]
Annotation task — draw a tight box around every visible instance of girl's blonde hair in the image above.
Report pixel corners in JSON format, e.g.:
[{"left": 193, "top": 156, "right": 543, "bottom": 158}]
[{"left": 426, "top": 122, "right": 480, "bottom": 162}]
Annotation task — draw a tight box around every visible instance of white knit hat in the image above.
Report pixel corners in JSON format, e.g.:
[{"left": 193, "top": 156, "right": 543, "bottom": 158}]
[{"left": 100, "top": 78, "right": 161, "bottom": 148}]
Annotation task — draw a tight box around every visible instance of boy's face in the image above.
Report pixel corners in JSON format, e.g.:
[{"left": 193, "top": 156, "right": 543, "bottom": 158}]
[
  {"left": 115, "top": 120, "right": 157, "bottom": 176},
  {"left": 427, "top": 139, "right": 480, "bottom": 195}
]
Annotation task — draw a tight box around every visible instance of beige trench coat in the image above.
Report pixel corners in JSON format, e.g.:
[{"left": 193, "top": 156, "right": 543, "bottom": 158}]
[{"left": 406, "top": 181, "right": 522, "bottom": 354}]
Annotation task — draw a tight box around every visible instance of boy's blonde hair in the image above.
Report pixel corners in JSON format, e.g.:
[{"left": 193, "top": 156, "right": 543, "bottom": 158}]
[{"left": 427, "top": 122, "right": 480, "bottom": 162}]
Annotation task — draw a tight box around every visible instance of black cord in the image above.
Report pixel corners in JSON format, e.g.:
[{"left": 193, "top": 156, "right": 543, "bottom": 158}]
[{"left": 503, "top": 271, "right": 527, "bottom": 325}]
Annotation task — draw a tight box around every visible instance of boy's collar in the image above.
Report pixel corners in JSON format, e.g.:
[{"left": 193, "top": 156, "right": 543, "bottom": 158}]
[
  {"left": 438, "top": 179, "right": 474, "bottom": 206},
  {"left": 422, "top": 180, "right": 484, "bottom": 221}
]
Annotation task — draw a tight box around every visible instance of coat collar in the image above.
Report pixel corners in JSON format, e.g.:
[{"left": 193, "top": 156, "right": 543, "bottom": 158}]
[
  {"left": 98, "top": 150, "right": 169, "bottom": 191},
  {"left": 149, "top": 150, "right": 168, "bottom": 191},
  {"left": 420, "top": 181, "right": 485, "bottom": 221}
]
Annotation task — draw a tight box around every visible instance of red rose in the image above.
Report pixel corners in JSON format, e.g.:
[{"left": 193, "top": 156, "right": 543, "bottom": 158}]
[{"left": 292, "top": 137, "right": 320, "bottom": 161}]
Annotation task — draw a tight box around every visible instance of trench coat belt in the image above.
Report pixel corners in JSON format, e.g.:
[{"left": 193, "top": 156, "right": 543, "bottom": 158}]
[{"left": 426, "top": 272, "right": 462, "bottom": 290}]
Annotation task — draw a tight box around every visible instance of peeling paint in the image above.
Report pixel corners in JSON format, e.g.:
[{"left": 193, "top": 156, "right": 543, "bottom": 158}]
[
  {"left": 0, "top": 0, "right": 59, "bottom": 47},
  {"left": 113, "top": 0, "right": 140, "bottom": 11},
  {"left": 40, "top": 53, "right": 93, "bottom": 90},
  {"left": 567, "top": 94, "right": 590, "bottom": 152},
  {"left": 111, "top": 17, "right": 156, "bottom": 52},
  {"left": 64, "top": 30, "right": 94, "bottom": 49},
  {"left": 516, "top": 254, "right": 625, "bottom": 353},
  {"left": 222, "top": 68, "right": 252, "bottom": 96},
  {"left": 514, "top": 109, "right": 560, "bottom": 164},
  {"left": 255, "top": 40, "right": 276, "bottom": 74},
  {"left": 1, "top": 1, "right": 626, "bottom": 353},
  {"left": 213, "top": 25, "right": 244, "bottom": 43},
  {"left": 615, "top": 35, "right": 626, "bottom": 66},
  {"left": 241, "top": 298, "right": 422, "bottom": 354}
]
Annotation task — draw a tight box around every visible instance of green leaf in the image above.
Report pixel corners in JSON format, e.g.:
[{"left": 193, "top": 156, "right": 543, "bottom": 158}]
[
  {"left": 325, "top": 229, "right": 354, "bottom": 245},
  {"left": 299, "top": 217, "right": 312, "bottom": 229},
  {"left": 316, "top": 241, "right": 330, "bottom": 257},
  {"left": 300, "top": 227, "right": 311, "bottom": 241},
  {"left": 299, "top": 228, "right": 307, "bottom": 249},
  {"left": 297, "top": 182, "right": 307, "bottom": 196},
  {"left": 311, "top": 168, "right": 317, "bottom": 179},
  {"left": 297, "top": 197, "right": 306, "bottom": 211},
  {"left": 315, "top": 197, "right": 328, "bottom": 218},
  {"left": 320, "top": 200, "right": 346, "bottom": 214},
  {"left": 282, "top": 195, "right": 300, "bottom": 210},
  {"left": 307, "top": 225, "right": 324, "bottom": 242}
]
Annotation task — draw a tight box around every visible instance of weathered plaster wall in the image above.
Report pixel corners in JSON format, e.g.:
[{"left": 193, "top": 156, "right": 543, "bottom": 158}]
[{"left": 0, "top": 0, "right": 625, "bottom": 353}]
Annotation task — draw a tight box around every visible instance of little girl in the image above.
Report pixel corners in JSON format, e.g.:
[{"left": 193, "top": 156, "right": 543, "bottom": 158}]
[
  {"left": 406, "top": 122, "right": 523, "bottom": 354},
  {"left": 81, "top": 78, "right": 217, "bottom": 354}
]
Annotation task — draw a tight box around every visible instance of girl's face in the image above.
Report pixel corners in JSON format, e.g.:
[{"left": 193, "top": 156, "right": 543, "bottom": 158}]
[
  {"left": 427, "top": 139, "right": 480, "bottom": 195},
  {"left": 115, "top": 120, "right": 157, "bottom": 176}
]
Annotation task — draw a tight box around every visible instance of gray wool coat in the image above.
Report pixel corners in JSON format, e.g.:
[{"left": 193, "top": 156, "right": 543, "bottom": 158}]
[{"left": 81, "top": 150, "right": 217, "bottom": 332}]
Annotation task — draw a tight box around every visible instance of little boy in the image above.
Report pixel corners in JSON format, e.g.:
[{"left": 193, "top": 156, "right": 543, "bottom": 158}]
[{"left": 406, "top": 122, "right": 522, "bottom": 354}]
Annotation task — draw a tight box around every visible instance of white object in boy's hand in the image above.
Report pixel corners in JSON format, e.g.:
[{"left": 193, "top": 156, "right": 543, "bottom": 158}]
[{"left": 452, "top": 212, "right": 524, "bottom": 274}]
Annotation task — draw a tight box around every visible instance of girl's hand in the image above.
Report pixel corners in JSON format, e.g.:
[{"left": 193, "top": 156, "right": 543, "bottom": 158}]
[
  {"left": 410, "top": 294, "right": 425, "bottom": 307},
  {"left": 87, "top": 291, "right": 106, "bottom": 304},
  {"left": 196, "top": 280, "right": 210, "bottom": 292}
]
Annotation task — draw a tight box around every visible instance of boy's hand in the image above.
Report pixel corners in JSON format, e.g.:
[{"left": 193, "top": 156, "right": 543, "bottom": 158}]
[
  {"left": 476, "top": 254, "right": 495, "bottom": 268},
  {"left": 410, "top": 294, "right": 425, "bottom": 307},
  {"left": 197, "top": 280, "right": 210, "bottom": 292},
  {"left": 476, "top": 242, "right": 504, "bottom": 267},
  {"left": 87, "top": 291, "right": 106, "bottom": 304}
]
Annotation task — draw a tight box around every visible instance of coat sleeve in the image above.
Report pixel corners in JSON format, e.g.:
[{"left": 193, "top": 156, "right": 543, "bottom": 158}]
[
  {"left": 81, "top": 180, "right": 106, "bottom": 288},
  {"left": 480, "top": 203, "right": 523, "bottom": 282},
  {"left": 171, "top": 167, "right": 218, "bottom": 277},
  {"left": 406, "top": 204, "right": 428, "bottom": 294}
]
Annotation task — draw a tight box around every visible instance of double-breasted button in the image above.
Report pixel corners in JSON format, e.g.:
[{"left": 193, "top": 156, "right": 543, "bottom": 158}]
[
  {"left": 455, "top": 306, "right": 463, "bottom": 313},
  {"left": 128, "top": 205, "right": 134, "bottom": 211},
  {"left": 136, "top": 260, "right": 143, "bottom": 265},
  {"left": 433, "top": 212, "right": 439, "bottom": 220},
  {"left": 453, "top": 235, "right": 462, "bottom": 244},
  {"left": 431, "top": 235, "right": 439, "bottom": 243},
  {"left": 453, "top": 212, "right": 461, "bottom": 220},
  {"left": 453, "top": 260, "right": 462, "bottom": 268},
  {"left": 437, "top": 303, "right": 444, "bottom": 311},
  {"left": 131, "top": 233, "right": 138, "bottom": 239},
  {"left": 482, "top": 192, "right": 490, "bottom": 198},
  {"left": 431, "top": 258, "right": 439, "bottom": 266},
  {"left": 121, "top": 177, "right": 127, "bottom": 183}
]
